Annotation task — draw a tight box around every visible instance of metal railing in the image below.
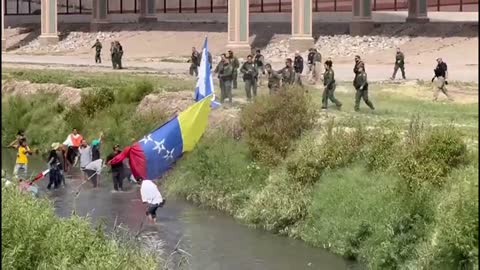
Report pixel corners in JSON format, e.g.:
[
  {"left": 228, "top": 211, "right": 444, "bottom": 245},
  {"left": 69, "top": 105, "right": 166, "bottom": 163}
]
[{"left": 3, "top": 0, "right": 478, "bottom": 16}]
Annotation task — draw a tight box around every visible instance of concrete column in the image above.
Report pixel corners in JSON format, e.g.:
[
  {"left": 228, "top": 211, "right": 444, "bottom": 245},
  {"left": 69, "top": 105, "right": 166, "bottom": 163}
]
[
  {"left": 39, "top": 0, "right": 59, "bottom": 45},
  {"left": 2, "top": 0, "right": 6, "bottom": 51},
  {"left": 226, "top": 0, "right": 251, "bottom": 57},
  {"left": 139, "top": 0, "right": 157, "bottom": 23},
  {"left": 91, "top": 0, "right": 108, "bottom": 31},
  {"left": 290, "top": 0, "right": 314, "bottom": 52},
  {"left": 350, "top": 0, "right": 374, "bottom": 36},
  {"left": 406, "top": 0, "right": 430, "bottom": 22}
]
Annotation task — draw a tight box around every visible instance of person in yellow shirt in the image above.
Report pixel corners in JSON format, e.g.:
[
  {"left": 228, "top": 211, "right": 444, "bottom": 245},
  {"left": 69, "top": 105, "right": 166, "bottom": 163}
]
[{"left": 13, "top": 139, "right": 32, "bottom": 179}]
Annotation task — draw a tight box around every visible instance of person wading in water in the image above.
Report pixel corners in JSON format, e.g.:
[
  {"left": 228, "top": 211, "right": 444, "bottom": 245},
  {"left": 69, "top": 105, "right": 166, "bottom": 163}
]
[{"left": 63, "top": 128, "right": 83, "bottom": 172}]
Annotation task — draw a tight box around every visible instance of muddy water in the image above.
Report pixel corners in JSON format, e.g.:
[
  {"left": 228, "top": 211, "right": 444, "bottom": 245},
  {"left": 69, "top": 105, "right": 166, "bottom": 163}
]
[{"left": 2, "top": 151, "right": 360, "bottom": 270}]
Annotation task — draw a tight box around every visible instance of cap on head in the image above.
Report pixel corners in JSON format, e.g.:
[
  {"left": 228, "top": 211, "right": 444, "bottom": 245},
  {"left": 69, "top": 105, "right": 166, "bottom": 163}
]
[
  {"left": 92, "top": 139, "right": 100, "bottom": 147},
  {"left": 51, "top": 142, "right": 60, "bottom": 150},
  {"left": 256, "top": 49, "right": 261, "bottom": 53}
]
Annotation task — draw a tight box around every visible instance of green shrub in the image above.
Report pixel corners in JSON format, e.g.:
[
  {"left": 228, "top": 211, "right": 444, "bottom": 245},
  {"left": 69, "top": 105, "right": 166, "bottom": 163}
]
[
  {"left": 364, "top": 128, "right": 401, "bottom": 172},
  {"left": 285, "top": 134, "right": 324, "bottom": 185},
  {"left": 240, "top": 86, "right": 318, "bottom": 166},
  {"left": 239, "top": 170, "right": 311, "bottom": 235},
  {"left": 416, "top": 166, "right": 478, "bottom": 269},
  {"left": 71, "top": 78, "right": 92, "bottom": 88},
  {"left": 1, "top": 182, "right": 158, "bottom": 270},
  {"left": 117, "top": 80, "right": 155, "bottom": 103},
  {"left": 165, "top": 132, "right": 268, "bottom": 215},
  {"left": 397, "top": 125, "right": 468, "bottom": 188},
  {"left": 300, "top": 166, "right": 404, "bottom": 259},
  {"left": 80, "top": 87, "right": 115, "bottom": 117}
]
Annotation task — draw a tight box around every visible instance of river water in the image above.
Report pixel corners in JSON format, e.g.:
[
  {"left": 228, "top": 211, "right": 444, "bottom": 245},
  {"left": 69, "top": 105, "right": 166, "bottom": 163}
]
[{"left": 2, "top": 150, "right": 360, "bottom": 270}]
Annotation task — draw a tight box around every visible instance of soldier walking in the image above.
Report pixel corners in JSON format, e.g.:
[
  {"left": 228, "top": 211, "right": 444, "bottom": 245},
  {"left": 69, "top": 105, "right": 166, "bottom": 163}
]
[
  {"left": 293, "top": 51, "right": 304, "bottom": 87},
  {"left": 116, "top": 41, "right": 124, "bottom": 69},
  {"left": 91, "top": 39, "right": 102, "bottom": 64},
  {"left": 110, "top": 42, "right": 117, "bottom": 69},
  {"left": 265, "top": 64, "right": 282, "bottom": 94},
  {"left": 353, "top": 55, "right": 365, "bottom": 76},
  {"left": 216, "top": 54, "right": 234, "bottom": 104},
  {"left": 322, "top": 60, "right": 342, "bottom": 110},
  {"left": 353, "top": 66, "right": 375, "bottom": 112},
  {"left": 214, "top": 54, "right": 226, "bottom": 97},
  {"left": 227, "top": 50, "right": 240, "bottom": 89},
  {"left": 313, "top": 49, "right": 323, "bottom": 82},
  {"left": 281, "top": 58, "right": 296, "bottom": 86},
  {"left": 391, "top": 48, "right": 406, "bottom": 80},
  {"left": 240, "top": 55, "right": 258, "bottom": 101},
  {"left": 254, "top": 49, "right": 265, "bottom": 86},
  {"left": 432, "top": 58, "right": 453, "bottom": 101},
  {"left": 189, "top": 47, "right": 200, "bottom": 77}
]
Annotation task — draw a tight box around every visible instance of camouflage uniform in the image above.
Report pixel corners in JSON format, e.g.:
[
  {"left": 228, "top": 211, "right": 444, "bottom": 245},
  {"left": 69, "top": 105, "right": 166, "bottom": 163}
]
[
  {"left": 322, "top": 68, "right": 342, "bottom": 109},
  {"left": 189, "top": 51, "right": 200, "bottom": 77},
  {"left": 110, "top": 42, "right": 118, "bottom": 69},
  {"left": 240, "top": 61, "right": 258, "bottom": 101},
  {"left": 219, "top": 62, "right": 234, "bottom": 103},
  {"left": 267, "top": 70, "right": 282, "bottom": 94},
  {"left": 391, "top": 51, "right": 406, "bottom": 80},
  {"left": 254, "top": 53, "right": 265, "bottom": 86},
  {"left": 92, "top": 40, "right": 102, "bottom": 63},
  {"left": 228, "top": 55, "right": 240, "bottom": 89},
  {"left": 353, "top": 70, "right": 375, "bottom": 111},
  {"left": 281, "top": 66, "right": 296, "bottom": 86}
]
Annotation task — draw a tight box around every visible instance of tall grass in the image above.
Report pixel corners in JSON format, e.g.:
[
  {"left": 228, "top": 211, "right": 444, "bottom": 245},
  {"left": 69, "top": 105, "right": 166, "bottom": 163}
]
[{"left": 1, "top": 182, "right": 158, "bottom": 269}]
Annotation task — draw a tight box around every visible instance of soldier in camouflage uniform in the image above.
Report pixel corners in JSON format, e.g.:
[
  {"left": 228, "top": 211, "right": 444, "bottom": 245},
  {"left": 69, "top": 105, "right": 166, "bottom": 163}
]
[
  {"left": 214, "top": 54, "right": 226, "bottom": 97},
  {"left": 189, "top": 47, "right": 200, "bottom": 77},
  {"left": 391, "top": 47, "right": 406, "bottom": 80},
  {"left": 227, "top": 50, "right": 240, "bottom": 89},
  {"left": 116, "top": 41, "right": 124, "bottom": 69},
  {"left": 353, "top": 55, "right": 365, "bottom": 77},
  {"left": 353, "top": 66, "right": 375, "bottom": 112},
  {"left": 322, "top": 60, "right": 342, "bottom": 110},
  {"left": 219, "top": 55, "right": 234, "bottom": 104},
  {"left": 265, "top": 64, "right": 282, "bottom": 94},
  {"left": 240, "top": 55, "right": 258, "bottom": 101},
  {"left": 281, "top": 58, "right": 296, "bottom": 86},
  {"left": 313, "top": 49, "right": 323, "bottom": 82},
  {"left": 91, "top": 39, "right": 102, "bottom": 64},
  {"left": 254, "top": 49, "right": 265, "bottom": 86},
  {"left": 110, "top": 42, "right": 118, "bottom": 69}
]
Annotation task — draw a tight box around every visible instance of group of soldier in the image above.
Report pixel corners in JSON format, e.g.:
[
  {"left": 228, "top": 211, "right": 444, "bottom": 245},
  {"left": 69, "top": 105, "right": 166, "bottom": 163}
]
[
  {"left": 91, "top": 39, "right": 124, "bottom": 69},
  {"left": 90, "top": 39, "right": 451, "bottom": 110},
  {"left": 187, "top": 45, "right": 452, "bottom": 110}
]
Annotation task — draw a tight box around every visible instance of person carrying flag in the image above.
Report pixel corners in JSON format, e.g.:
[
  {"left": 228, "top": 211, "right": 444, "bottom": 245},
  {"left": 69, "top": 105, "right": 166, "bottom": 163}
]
[{"left": 106, "top": 144, "right": 125, "bottom": 192}]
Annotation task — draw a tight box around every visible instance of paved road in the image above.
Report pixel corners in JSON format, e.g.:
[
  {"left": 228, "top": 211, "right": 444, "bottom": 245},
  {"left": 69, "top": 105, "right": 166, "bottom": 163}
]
[{"left": 2, "top": 53, "right": 478, "bottom": 82}]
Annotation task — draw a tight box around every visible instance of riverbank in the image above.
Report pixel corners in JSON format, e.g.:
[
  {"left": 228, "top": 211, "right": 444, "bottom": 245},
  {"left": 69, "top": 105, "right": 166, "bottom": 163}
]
[
  {"left": 1, "top": 177, "right": 159, "bottom": 269},
  {"left": 2, "top": 68, "right": 478, "bottom": 269},
  {"left": 164, "top": 88, "right": 478, "bottom": 269}
]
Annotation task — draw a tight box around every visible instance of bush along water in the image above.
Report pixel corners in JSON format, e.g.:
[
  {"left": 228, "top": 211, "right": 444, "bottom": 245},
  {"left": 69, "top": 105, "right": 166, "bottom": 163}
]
[
  {"left": 1, "top": 78, "right": 168, "bottom": 154},
  {"left": 1, "top": 181, "right": 158, "bottom": 270},
  {"left": 166, "top": 90, "right": 478, "bottom": 269}
]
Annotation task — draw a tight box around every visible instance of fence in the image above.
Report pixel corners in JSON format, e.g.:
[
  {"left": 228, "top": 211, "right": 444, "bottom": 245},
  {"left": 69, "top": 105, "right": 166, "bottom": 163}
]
[{"left": 4, "top": 0, "right": 478, "bottom": 15}]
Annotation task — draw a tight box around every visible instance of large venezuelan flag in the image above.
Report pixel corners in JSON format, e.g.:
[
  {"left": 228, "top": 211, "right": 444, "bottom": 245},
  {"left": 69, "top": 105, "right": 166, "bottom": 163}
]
[{"left": 109, "top": 95, "right": 212, "bottom": 180}]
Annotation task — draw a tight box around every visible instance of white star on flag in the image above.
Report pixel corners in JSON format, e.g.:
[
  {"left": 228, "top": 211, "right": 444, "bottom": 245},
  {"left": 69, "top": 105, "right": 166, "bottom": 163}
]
[
  {"left": 152, "top": 139, "right": 166, "bottom": 154},
  {"left": 140, "top": 134, "right": 153, "bottom": 145},
  {"left": 164, "top": 148, "right": 175, "bottom": 160}
]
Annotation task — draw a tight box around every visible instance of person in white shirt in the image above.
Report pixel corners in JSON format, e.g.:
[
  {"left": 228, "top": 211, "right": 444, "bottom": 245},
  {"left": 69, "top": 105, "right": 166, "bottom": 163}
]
[{"left": 137, "top": 177, "right": 165, "bottom": 223}]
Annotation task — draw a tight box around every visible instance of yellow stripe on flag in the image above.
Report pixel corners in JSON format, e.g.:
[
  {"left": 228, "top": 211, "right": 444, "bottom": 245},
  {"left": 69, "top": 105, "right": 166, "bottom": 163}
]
[{"left": 178, "top": 95, "right": 212, "bottom": 152}]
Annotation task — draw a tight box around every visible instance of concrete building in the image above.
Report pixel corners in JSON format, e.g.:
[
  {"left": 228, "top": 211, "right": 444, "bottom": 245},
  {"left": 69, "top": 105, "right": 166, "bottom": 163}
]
[{"left": 0, "top": 0, "right": 460, "bottom": 52}]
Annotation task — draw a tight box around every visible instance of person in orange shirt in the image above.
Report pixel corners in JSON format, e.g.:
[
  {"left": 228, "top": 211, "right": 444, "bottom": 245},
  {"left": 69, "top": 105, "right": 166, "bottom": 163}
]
[{"left": 63, "top": 128, "right": 83, "bottom": 171}]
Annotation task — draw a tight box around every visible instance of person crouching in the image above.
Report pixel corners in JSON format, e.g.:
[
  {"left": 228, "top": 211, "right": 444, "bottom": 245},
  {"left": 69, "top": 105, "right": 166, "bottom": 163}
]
[{"left": 136, "top": 177, "right": 166, "bottom": 224}]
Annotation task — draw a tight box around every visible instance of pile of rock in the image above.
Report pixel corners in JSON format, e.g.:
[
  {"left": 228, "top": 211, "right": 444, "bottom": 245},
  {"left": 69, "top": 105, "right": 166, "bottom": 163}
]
[
  {"left": 262, "top": 35, "right": 411, "bottom": 61},
  {"left": 15, "top": 31, "right": 123, "bottom": 54}
]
